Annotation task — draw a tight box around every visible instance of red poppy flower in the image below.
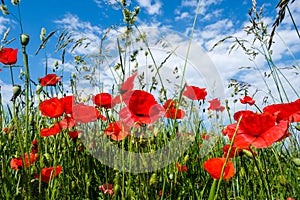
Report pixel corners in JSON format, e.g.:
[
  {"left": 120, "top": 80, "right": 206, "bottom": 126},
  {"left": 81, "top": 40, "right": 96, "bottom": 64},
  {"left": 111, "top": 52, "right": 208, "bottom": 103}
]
[
  {"left": 40, "top": 122, "right": 61, "bottom": 137},
  {"left": 92, "top": 93, "right": 113, "bottom": 109},
  {"left": 240, "top": 95, "right": 255, "bottom": 106},
  {"left": 0, "top": 48, "right": 18, "bottom": 65},
  {"left": 165, "top": 107, "right": 185, "bottom": 119},
  {"left": 176, "top": 162, "right": 188, "bottom": 172},
  {"left": 203, "top": 158, "right": 235, "bottom": 180},
  {"left": 208, "top": 98, "right": 225, "bottom": 112},
  {"left": 59, "top": 115, "right": 76, "bottom": 129},
  {"left": 163, "top": 99, "right": 177, "bottom": 109},
  {"left": 163, "top": 99, "right": 185, "bottom": 119},
  {"left": 263, "top": 99, "right": 300, "bottom": 123},
  {"left": 99, "top": 183, "right": 114, "bottom": 196},
  {"left": 61, "top": 95, "right": 75, "bottom": 115},
  {"left": 119, "top": 90, "right": 165, "bottom": 126},
  {"left": 34, "top": 166, "right": 62, "bottom": 182},
  {"left": 222, "top": 144, "right": 243, "bottom": 158},
  {"left": 32, "top": 139, "right": 38, "bottom": 153},
  {"left": 104, "top": 121, "right": 129, "bottom": 141},
  {"left": 121, "top": 72, "right": 137, "bottom": 93},
  {"left": 222, "top": 110, "right": 289, "bottom": 148},
  {"left": 67, "top": 130, "right": 82, "bottom": 139},
  {"left": 10, "top": 153, "right": 38, "bottom": 170},
  {"left": 39, "top": 74, "right": 61, "bottom": 86},
  {"left": 72, "top": 103, "right": 106, "bottom": 123},
  {"left": 183, "top": 85, "right": 207, "bottom": 101},
  {"left": 40, "top": 97, "right": 65, "bottom": 118},
  {"left": 201, "top": 133, "right": 210, "bottom": 140}
]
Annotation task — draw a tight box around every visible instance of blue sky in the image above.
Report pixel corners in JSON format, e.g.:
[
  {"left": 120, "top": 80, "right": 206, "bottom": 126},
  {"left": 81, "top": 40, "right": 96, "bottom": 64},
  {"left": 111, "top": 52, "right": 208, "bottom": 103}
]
[{"left": 0, "top": 0, "right": 300, "bottom": 108}]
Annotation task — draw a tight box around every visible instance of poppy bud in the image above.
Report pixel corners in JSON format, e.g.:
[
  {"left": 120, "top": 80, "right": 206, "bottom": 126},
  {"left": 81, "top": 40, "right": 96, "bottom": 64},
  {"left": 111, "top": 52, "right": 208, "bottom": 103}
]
[
  {"left": 20, "top": 34, "right": 30, "bottom": 47},
  {"left": 150, "top": 173, "right": 157, "bottom": 185},
  {"left": 292, "top": 158, "right": 300, "bottom": 167},
  {"left": 184, "top": 154, "right": 189, "bottom": 162},
  {"left": 11, "top": 85, "right": 21, "bottom": 101},
  {"left": 71, "top": 181, "right": 76, "bottom": 190}
]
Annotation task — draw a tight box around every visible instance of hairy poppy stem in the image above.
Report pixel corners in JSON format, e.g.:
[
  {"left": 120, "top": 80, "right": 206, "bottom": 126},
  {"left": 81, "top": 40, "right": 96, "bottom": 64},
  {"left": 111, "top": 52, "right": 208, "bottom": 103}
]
[{"left": 21, "top": 33, "right": 31, "bottom": 199}]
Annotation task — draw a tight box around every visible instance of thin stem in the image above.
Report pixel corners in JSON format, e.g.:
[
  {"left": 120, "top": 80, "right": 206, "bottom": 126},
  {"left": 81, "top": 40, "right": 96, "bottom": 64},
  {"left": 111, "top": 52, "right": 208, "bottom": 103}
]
[
  {"left": 9, "top": 65, "right": 14, "bottom": 85},
  {"left": 17, "top": 4, "right": 23, "bottom": 33},
  {"left": 287, "top": 5, "right": 300, "bottom": 40}
]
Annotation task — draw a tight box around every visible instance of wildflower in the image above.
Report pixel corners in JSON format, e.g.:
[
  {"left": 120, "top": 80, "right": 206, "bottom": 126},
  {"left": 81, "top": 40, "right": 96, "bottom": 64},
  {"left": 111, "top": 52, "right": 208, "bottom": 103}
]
[
  {"left": 39, "top": 74, "right": 61, "bottom": 86},
  {"left": 239, "top": 95, "right": 255, "bottom": 106},
  {"left": 59, "top": 115, "right": 76, "bottom": 129},
  {"left": 61, "top": 95, "right": 75, "bottom": 115},
  {"left": 92, "top": 93, "right": 113, "bottom": 109},
  {"left": 183, "top": 85, "right": 207, "bottom": 101},
  {"left": 176, "top": 162, "right": 188, "bottom": 172},
  {"left": 72, "top": 103, "right": 106, "bottom": 124},
  {"left": 104, "top": 121, "right": 129, "bottom": 141},
  {"left": 0, "top": 48, "right": 18, "bottom": 65},
  {"left": 34, "top": 166, "right": 62, "bottom": 182},
  {"left": 99, "top": 183, "right": 114, "bottom": 196},
  {"left": 208, "top": 98, "right": 225, "bottom": 112},
  {"left": 203, "top": 158, "right": 235, "bottom": 180},
  {"left": 201, "top": 133, "right": 210, "bottom": 140},
  {"left": 40, "top": 122, "right": 61, "bottom": 137},
  {"left": 163, "top": 99, "right": 185, "bottom": 119},
  {"left": 67, "top": 130, "right": 82, "bottom": 140},
  {"left": 40, "top": 97, "right": 65, "bottom": 118},
  {"left": 263, "top": 98, "right": 300, "bottom": 123},
  {"left": 119, "top": 90, "right": 165, "bottom": 126},
  {"left": 32, "top": 139, "right": 38, "bottom": 153},
  {"left": 222, "top": 110, "right": 289, "bottom": 148},
  {"left": 222, "top": 144, "right": 243, "bottom": 158},
  {"left": 120, "top": 72, "right": 137, "bottom": 93},
  {"left": 10, "top": 153, "right": 38, "bottom": 170}
]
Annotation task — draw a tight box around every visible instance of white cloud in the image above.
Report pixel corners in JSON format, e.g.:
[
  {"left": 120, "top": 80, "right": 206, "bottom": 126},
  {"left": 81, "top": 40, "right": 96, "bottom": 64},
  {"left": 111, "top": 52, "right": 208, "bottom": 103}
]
[
  {"left": 0, "top": 16, "right": 13, "bottom": 35},
  {"left": 137, "top": 0, "right": 162, "bottom": 15},
  {"left": 0, "top": 80, "right": 12, "bottom": 106},
  {"left": 175, "top": 12, "right": 189, "bottom": 21},
  {"left": 178, "top": 0, "right": 222, "bottom": 15}
]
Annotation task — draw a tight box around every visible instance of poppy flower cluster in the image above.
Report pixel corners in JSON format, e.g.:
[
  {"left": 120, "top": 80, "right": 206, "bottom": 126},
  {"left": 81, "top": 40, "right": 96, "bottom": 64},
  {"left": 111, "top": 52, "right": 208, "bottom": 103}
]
[
  {"left": 10, "top": 153, "right": 38, "bottom": 170},
  {"left": 39, "top": 95, "right": 107, "bottom": 137},
  {"left": 0, "top": 48, "right": 18, "bottom": 65},
  {"left": 223, "top": 98, "right": 300, "bottom": 149}
]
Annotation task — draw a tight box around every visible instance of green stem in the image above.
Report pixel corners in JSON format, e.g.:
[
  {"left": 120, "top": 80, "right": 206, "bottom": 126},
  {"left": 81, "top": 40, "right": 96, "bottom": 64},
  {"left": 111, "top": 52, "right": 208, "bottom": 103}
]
[
  {"left": 9, "top": 65, "right": 14, "bottom": 85},
  {"left": 208, "top": 179, "right": 217, "bottom": 200}
]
